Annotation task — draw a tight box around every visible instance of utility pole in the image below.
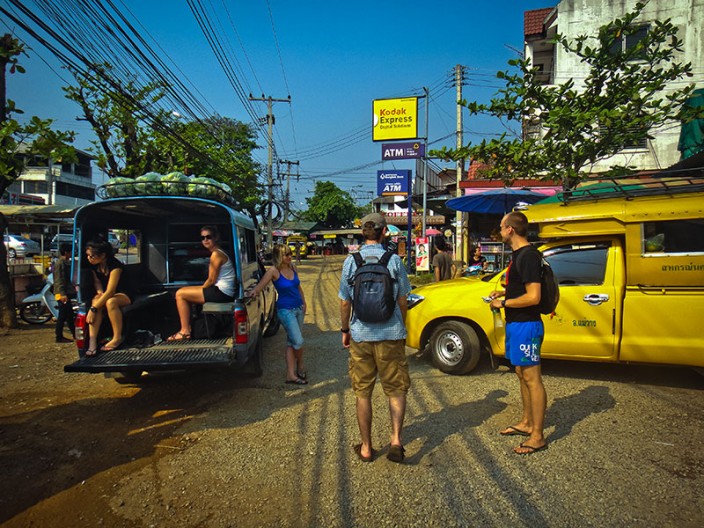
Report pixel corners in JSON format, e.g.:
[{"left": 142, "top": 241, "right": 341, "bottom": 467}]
[
  {"left": 249, "top": 94, "right": 291, "bottom": 249},
  {"left": 279, "top": 159, "right": 299, "bottom": 223},
  {"left": 422, "top": 86, "right": 429, "bottom": 238},
  {"left": 454, "top": 65, "right": 466, "bottom": 261}
]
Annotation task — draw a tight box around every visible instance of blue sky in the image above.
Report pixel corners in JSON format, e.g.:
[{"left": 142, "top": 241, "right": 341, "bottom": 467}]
[{"left": 3, "top": 0, "right": 556, "bottom": 207}]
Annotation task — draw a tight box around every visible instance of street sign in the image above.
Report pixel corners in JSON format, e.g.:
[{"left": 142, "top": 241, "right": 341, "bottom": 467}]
[
  {"left": 381, "top": 142, "right": 425, "bottom": 160},
  {"left": 377, "top": 170, "right": 410, "bottom": 196}
]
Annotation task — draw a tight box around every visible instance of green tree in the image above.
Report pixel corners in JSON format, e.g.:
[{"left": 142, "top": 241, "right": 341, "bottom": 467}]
[
  {"left": 301, "top": 181, "right": 358, "bottom": 228},
  {"left": 65, "top": 65, "right": 262, "bottom": 210},
  {"left": 1, "top": 34, "right": 75, "bottom": 328},
  {"left": 154, "top": 115, "right": 262, "bottom": 211},
  {"left": 63, "top": 64, "right": 167, "bottom": 178},
  {"left": 434, "top": 2, "right": 701, "bottom": 190}
]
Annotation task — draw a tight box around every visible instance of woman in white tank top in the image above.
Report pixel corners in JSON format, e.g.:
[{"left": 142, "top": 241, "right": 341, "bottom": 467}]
[{"left": 169, "top": 225, "right": 235, "bottom": 340}]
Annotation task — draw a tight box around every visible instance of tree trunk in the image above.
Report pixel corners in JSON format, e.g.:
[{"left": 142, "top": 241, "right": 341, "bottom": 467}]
[{"left": 0, "top": 213, "right": 19, "bottom": 329}]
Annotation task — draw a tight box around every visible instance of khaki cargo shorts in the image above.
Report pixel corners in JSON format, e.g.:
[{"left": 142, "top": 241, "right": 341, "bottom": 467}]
[{"left": 349, "top": 339, "right": 410, "bottom": 398}]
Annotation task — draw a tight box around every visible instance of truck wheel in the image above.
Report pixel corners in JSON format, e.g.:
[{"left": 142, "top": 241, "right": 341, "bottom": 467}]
[
  {"left": 248, "top": 329, "right": 264, "bottom": 377},
  {"left": 429, "top": 321, "right": 481, "bottom": 375},
  {"left": 20, "top": 302, "right": 53, "bottom": 324},
  {"left": 263, "top": 309, "right": 280, "bottom": 337}
]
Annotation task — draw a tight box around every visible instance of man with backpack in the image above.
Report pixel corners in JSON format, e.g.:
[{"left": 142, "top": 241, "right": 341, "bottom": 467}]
[
  {"left": 489, "top": 211, "right": 547, "bottom": 455},
  {"left": 339, "top": 212, "right": 412, "bottom": 463}
]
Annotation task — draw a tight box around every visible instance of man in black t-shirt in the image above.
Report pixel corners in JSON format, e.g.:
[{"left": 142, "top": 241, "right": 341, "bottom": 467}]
[{"left": 490, "top": 212, "right": 547, "bottom": 455}]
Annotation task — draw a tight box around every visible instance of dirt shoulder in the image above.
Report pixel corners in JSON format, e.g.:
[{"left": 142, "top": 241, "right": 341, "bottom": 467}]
[{"left": 2, "top": 254, "right": 704, "bottom": 527}]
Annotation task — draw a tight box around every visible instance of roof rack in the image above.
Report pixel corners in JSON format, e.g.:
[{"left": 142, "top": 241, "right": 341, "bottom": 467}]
[
  {"left": 556, "top": 174, "right": 704, "bottom": 203},
  {"left": 96, "top": 180, "right": 237, "bottom": 206}
]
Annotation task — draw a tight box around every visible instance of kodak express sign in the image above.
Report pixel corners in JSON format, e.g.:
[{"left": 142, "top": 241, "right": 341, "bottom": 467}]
[{"left": 372, "top": 97, "right": 418, "bottom": 142}]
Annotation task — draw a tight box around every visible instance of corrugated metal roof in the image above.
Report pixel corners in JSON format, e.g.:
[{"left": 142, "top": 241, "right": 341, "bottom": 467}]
[{"left": 0, "top": 204, "right": 79, "bottom": 217}]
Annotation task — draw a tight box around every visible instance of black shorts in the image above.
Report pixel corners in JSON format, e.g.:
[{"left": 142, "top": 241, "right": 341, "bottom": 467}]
[{"left": 203, "top": 285, "right": 235, "bottom": 303}]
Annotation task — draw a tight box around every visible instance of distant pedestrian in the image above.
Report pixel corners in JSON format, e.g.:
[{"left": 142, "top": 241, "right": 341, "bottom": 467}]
[
  {"left": 294, "top": 242, "right": 302, "bottom": 265},
  {"left": 431, "top": 237, "right": 455, "bottom": 282},
  {"left": 53, "top": 243, "right": 76, "bottom": 343},
  {"left": 339, "top": 212, "right": 412, "bottom": 463},
  {"left": 490, "top": 212, "right": 547, "bottom": 455}
]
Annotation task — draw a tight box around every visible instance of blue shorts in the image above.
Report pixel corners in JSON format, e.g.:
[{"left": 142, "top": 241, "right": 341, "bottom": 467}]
[
  {"left": 505, "top": 321, "right": 544, "bottom": 367},
  {"left": 278, "top": 306, "right": 304, "bottom": 350}
]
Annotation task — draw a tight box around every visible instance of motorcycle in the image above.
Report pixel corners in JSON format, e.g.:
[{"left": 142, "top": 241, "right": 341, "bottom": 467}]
[{"left": 19, "top": 273, "right": 69, "bottom": 324}]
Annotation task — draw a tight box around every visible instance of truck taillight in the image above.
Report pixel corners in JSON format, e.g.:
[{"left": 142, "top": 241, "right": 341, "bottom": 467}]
[
  {"left": 75, "top": 312, "right": 87, "bottom": 349},
  {"left": 234, "top": 307, "right": 248, "bottom": 344}
]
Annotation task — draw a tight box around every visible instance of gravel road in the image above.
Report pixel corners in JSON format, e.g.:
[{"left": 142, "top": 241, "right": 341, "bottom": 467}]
[{"left": 1, "top": 254, "right": 703, "bottom": 527}]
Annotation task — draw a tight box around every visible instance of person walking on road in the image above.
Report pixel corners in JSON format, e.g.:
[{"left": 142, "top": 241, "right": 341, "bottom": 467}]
[
  {"left": 249, "top": 244, "right": 308, "bottom": 385},
  {"left": 54, "top": 243, "right": 76, "bottom": 343},
  {"left": 339, "top": 212, "right": 412, "bottom": 463},
  {"left": 490, "top": 211, "right": 547, "bottom": 455},
  {"left": 431, "top": 237, "right": 455, "bottom": 282}
]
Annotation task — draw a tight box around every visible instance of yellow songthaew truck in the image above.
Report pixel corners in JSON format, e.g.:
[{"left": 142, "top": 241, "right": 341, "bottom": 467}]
[{"left": 405, "top": 184, "right": 704, "bottom": 374}]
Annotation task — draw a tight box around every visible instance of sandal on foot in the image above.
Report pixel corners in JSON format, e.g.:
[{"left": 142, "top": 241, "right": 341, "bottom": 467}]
[
  {"left": 85, "top": 348, "right": 97, "bottom": 357},
  {"left": 167, "top": 331, "right": 191, "bottom": 341},
  {"left": 387, "top": 444, "right": 405, "bottom": 463},
  {"left": 353, "top": 443, "right": 375, "bottom": 462},
  {"left": 500, "top": 426, "right": 530, "bottom": 437},
  {"left": 514, "top": 442, "right": 548, "bottom": 455},
  {"left": 285, "top": 377, "right": 308, "bottom": 385},
  {"left": 296, "top": 370, "right": 307, "bottom": 380},
  {"left": 100, "top": 338, "right": 123, "bottom": 352}
]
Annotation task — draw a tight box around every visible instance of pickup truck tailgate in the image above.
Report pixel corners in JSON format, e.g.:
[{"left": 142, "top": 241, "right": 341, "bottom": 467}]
[{"left": 64, "top": 338, "right": 234, "bottom": 373}]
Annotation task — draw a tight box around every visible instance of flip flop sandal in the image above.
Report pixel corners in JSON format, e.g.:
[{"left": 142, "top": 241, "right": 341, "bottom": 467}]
[
  {"left": 167, "top": 331, "right": 191, "bottom": 341},
  {"left": 500, "top": 426, "right": 531, "bottom": 437},
  {"left": 285, "top": 377, "right": 308, "bottom": 385},
  {"left": 386, "top": 444, "right": 405, "bottom": 463},
  {"left": 353, "top": 444, "right": 375, "bottom": 462},
  {"left": 85, "top": 348, "right": 97, "bottom": 357}
]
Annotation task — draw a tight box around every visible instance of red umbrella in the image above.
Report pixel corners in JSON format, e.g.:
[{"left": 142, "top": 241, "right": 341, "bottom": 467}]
[{"left": 425, "top": 228, "right": 442, "bottom": 236}]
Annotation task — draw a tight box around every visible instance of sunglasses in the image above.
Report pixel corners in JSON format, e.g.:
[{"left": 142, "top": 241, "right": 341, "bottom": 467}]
[
  {"left": 86, "top": 253, "right": 101, "bottom": 259},
  {"left": 201, "top": 234, "right": 213, "bottom": 240}
]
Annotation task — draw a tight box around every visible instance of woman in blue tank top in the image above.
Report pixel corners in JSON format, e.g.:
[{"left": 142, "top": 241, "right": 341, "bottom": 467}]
[{"left": 248, "top": 244, "right": 308, "bottom": 385}]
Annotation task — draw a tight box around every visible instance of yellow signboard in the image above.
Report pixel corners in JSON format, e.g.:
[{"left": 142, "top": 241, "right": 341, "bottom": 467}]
[{"left": 372, "top": 97, "right": 418, "bottom": 142}]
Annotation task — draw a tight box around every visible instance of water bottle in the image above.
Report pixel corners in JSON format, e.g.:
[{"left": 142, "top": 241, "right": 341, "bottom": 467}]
[{"left": 492, "top": 307, "right": 504, "bottom": 328}]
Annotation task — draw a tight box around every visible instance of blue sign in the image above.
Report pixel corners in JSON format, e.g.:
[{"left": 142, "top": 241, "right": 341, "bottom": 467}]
[
  {"left": 381, "top": 142, "right": 425, "bottom": 160},
  {"left": 377, "top": 170, "right": 410, "bottom": 196}
]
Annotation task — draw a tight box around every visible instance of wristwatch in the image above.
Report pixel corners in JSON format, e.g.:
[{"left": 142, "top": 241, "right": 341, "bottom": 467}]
[
  {"left": 341, "top": 328, "right": 350, "bottom": 334},
  {"left": 90, "top": 306, "right": 98, "bottom": 313},
  {"left": 501, "top": 299, "right": 506, "bottom": 308}
]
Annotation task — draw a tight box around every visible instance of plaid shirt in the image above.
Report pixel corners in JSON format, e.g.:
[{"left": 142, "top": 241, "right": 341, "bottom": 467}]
[{"left": 338, "top": 243, "right": 411, "bottom": 343}]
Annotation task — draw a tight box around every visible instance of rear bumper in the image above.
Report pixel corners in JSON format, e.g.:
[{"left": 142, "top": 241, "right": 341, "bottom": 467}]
[{"left": 64, "top": 338, "right": 237, "bottom": 373}]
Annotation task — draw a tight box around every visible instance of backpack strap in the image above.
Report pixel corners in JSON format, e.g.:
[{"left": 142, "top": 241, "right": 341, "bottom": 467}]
[
  {"left": 378, "top": 249, "right": 394, "bottom": 267},
  {"left": 352, "top": 252, "right": 364, "bottom": 268}
]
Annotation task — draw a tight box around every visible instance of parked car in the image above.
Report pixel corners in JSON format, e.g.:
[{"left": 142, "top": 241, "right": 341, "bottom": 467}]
[
  {"left": 50, "top": 233, "right": 74, "bottom": 255},
  {"left": 405, "top": 187, "right": 704, "bottom": 375},
  {"left": 4, "top": 234, "right": 40, "bottom": 258}
]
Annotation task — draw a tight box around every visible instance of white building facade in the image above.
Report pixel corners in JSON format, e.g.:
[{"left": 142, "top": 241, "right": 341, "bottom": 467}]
[
  {"left": 3, "top": 147, "right": 96, "bottom": 206},
  {"left": 525, "top": 0, "right": 704, "bottom": 171}
]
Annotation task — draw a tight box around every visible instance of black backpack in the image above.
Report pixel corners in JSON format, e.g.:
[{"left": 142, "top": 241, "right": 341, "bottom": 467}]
[
  {"left": 517, "top": 247, "right": 560, "bottom": 315},
  {"left": 348, "top": 250, "right": 396, "bottom": 323}
]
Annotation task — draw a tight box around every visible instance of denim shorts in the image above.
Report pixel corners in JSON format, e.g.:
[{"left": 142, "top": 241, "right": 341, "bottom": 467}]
[
  {"left": 505, "top": 321, "right": 544, "bottom": 367},
  {"left": 278, "top": 306, "right": 304, "bottom": 350}
]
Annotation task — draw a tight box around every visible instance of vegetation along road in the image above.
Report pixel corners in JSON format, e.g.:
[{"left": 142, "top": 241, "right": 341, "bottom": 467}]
[{"left": 1, "top": 254, "right": 702, "bottom": 527}]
